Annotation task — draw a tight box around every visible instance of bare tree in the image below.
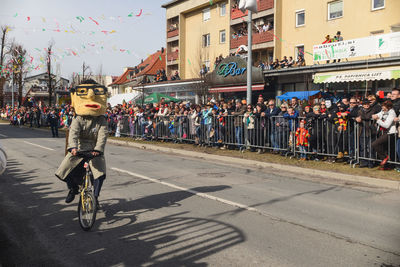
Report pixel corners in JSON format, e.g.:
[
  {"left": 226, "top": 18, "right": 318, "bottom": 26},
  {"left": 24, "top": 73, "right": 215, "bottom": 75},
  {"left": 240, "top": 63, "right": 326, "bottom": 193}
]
[
  {"left": 186, "top": 36, "right": 214, "bottom": 104},
  {"left": 81, "top": 62, "right": 90, "bottom": 81},
  {"left": 96, "top": 63, "right": 105, "bottom": 85},
  {"left": 46, "top": 41, "right": 54, "bottom": 106},
  {"left": 10, "top": 42, "right": 28, "bottom": 107},
  {"left": 0, "top": 25, "right": 11, "bottom": 107}
]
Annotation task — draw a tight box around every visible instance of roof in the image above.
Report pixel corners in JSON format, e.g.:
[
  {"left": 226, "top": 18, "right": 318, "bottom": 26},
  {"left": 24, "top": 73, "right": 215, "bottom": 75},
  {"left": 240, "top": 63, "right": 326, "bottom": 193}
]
[
  {"left": 25, "top": 72, "right": 69, "bottom": 82},
  {"left": 161, "top": 0, "right": 184, "bottom": 8},
  {"left": 109, "top": 50, "right": 166, "bottom": 86}
]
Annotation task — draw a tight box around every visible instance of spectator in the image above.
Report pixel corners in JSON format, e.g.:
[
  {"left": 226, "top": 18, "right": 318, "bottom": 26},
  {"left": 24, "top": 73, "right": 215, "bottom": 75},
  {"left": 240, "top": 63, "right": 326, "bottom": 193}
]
[
  {"left": 231, "top": 100, "right": 246, "bottom": 149},
  {"left": 265, "top": 99, "right": 281, "bottom": 153},
  {"left": 295, "top": 56, "right": 305, "bottom": 67},
  {"left": 296, "top": 120, "right": 310, "bottom": 160},
  {"left": 372, "top": 100, "right": 397, "bottom": 170},
  {"left": 243, "top": 104, "right": 256, "bottom": 151},
  {"left": 286, "top": 56, "right": 295, "bottom": 68},
  {"left": 279, "top": 56, "right": 288, "bottom": 68},
  {"left": 171, "top": 71, "right": 181, "bottom": 81},
  {"left": 47, "top": 109, "right": 60, "bottom": 138}
]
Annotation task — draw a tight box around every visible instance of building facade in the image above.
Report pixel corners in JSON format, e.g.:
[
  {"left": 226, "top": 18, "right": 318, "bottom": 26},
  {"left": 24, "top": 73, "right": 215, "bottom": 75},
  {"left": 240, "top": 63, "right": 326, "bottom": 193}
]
[
  {"left": 275, "top": 0, "right": 400, "bottom": 65},
  {"left": 163, "top": 0, "right": 231, "bottom": 79}
]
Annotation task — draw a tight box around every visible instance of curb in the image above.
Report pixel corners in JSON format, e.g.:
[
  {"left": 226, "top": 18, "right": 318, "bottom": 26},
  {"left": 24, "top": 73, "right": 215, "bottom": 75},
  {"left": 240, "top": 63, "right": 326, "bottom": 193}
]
[{"left": 108, "top": 139, "right": 400, "bottom": 191}]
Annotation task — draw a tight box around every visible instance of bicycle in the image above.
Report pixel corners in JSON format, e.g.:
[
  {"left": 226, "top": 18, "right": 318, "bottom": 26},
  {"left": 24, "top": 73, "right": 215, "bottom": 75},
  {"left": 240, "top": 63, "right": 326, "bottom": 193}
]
[{"left": 76, "top": 151, "right": 100, "bottom": 231}]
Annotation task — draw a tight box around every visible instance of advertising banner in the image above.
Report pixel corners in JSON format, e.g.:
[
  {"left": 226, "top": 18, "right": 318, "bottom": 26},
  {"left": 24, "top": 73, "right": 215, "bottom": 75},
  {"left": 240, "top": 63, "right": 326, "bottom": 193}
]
[{"left": 313, "top": 32, "right": 400, "bottom": 61}]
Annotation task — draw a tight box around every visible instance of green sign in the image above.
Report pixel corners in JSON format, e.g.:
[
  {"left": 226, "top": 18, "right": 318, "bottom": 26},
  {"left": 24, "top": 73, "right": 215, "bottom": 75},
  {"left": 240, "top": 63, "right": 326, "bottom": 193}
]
[{"left": 217, "top": 62, "right": 246, "bottom": 77}]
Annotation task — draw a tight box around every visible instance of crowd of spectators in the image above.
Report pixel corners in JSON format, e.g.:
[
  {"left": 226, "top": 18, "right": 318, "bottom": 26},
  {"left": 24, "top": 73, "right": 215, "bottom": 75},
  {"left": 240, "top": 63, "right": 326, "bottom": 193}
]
[
  {"left": 258, "top": 55, "right": 305, "bottom": 71},
  {"left": 1, "top": 104, "right": 74, "bottom": 137},
  {"left": 3, "top": 87, "right": 400, "bottom": 171}
]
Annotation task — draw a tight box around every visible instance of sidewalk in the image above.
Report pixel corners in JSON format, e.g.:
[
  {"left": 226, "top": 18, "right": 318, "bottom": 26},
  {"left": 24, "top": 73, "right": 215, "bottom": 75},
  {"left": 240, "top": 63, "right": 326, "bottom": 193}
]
[{"left": 108, "top": 137, "right": 400, "bottom": 191}]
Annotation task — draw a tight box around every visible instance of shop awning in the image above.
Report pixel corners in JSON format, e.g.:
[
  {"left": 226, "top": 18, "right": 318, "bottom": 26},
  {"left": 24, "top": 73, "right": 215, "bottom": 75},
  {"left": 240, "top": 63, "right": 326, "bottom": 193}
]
[
  {"left": 209, "top": 84, "right": 264, "bottom": 93},
  {"left": 277, "top": 91, "right": 330, "bottom": 101},
  {"left": 313, "top": 66, "right": 400, "bottom": 84}
]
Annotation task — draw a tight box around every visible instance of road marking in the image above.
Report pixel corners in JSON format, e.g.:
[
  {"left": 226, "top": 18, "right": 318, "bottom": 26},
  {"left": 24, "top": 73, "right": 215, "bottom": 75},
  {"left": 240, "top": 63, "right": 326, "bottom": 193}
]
[
  {"left": 111, "top": 167, "right": 259, "bottom": 212},
  {"left": 0, "top": 134, "right": 8, "bottom": 137},
  {"left": 23, "top": 141, "right": 55, "bottom": 151}
]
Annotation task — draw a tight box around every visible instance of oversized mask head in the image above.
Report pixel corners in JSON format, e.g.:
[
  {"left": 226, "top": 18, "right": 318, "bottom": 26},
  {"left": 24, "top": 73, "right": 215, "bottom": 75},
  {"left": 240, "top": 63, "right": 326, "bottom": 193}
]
[{"left": 70, "top": 80, "right": 107, "bottom": 116}]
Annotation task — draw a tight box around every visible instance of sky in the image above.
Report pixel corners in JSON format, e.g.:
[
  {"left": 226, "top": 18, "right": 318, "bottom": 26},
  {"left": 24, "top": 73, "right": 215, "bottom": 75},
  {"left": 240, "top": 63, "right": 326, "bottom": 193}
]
[{"left": 1, "top": 0, "right": 167, "bottom": 80}]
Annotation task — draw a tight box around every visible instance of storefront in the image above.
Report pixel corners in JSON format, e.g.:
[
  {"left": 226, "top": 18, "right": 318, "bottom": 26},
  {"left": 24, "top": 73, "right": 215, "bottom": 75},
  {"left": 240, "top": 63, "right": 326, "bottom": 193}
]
[
  {"left": 263, "top": 56, "right": 400, "bottom": 99},
  {"left": 206, "top": 56, "right": 266, "bottom": 101},
  {"left": 313, "top": 65, "right": 400, "bottom": 96}
]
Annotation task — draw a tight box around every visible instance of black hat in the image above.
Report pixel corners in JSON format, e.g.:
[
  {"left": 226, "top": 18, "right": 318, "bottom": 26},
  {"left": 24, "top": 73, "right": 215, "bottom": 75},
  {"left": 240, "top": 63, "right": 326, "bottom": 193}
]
[{"left": 361, "top": 99, "right": 370, "bottom": 105}]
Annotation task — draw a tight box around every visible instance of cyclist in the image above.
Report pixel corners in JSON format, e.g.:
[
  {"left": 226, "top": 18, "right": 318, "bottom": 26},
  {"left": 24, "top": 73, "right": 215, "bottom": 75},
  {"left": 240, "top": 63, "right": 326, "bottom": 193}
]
[{"left": 55, "top": 79, "right": 108, "bottom": 206}]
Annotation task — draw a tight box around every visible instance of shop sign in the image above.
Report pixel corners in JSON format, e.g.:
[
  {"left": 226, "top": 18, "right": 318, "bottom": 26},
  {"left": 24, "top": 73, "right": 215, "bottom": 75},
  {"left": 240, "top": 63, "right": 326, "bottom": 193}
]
[
  {"left": 313, "top": 32, "right": 400, "bottom": 61},
  {"left": 217, "top": 62, "right": 246, "bottom": 77}
]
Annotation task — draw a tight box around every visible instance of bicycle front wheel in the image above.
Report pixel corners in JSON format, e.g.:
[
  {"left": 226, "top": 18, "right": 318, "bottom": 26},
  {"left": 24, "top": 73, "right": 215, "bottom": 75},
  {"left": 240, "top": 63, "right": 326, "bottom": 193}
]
[{"left": 78, "top": 190, "right": 97, "bottom": 231}]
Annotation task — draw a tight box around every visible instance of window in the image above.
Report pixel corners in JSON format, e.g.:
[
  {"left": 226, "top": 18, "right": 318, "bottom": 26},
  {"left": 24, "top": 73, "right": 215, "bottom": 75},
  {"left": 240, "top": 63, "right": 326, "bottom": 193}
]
[
  {"left": 328, "top": 1, "right": 343, "bottom": 20},
  {"left": 203, "top": 8, "right": 211, "bottom": 21},
  {"left": 372, "top": 0, "right": 385, "bottom": 10},
  {"left": 220, "top": 3, "right": 226, "bottom": 16},
  {"left": 220, "top": 30, "right": 226, "bottom": 43},
  {"left": 203, "top": 33, "right": 211, "bottom": 47},
  {"left": 204, "top": 60, "right": 210, "bottom": 71},
  {"left": 295, "top": 10, "right": 305, "bottom": 27},
  {"left": 295, "top": 45, "right": 305, "bottom": 59}
]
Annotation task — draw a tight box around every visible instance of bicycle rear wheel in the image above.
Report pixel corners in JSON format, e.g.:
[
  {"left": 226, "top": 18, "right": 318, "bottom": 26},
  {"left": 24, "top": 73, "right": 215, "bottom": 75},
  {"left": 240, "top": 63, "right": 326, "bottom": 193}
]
[{"left": 78, "top": 190, "right": 97, "bottom": 231}]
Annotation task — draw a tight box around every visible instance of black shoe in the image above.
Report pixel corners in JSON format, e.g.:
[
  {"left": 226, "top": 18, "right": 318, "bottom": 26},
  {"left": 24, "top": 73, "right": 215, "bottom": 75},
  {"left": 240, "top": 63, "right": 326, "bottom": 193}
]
[{"left": 65, "top": 188, "right": 78, "bottom": 203}]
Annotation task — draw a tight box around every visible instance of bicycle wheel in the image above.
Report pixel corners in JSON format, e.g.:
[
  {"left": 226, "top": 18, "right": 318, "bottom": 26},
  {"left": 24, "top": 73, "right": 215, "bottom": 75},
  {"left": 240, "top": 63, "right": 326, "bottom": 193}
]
[{"left": 77, "top": 190, "right": 97, "bottom": 231}]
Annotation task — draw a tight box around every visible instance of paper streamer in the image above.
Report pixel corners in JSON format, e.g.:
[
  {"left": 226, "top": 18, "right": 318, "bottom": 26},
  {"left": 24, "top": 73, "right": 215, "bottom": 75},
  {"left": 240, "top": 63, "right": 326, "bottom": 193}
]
[
  {"left": 89, "top": 17, "right": 99, "bottom": 25},
  {"left": 136, "top": 9, "right": 143, "bottom": 17}
]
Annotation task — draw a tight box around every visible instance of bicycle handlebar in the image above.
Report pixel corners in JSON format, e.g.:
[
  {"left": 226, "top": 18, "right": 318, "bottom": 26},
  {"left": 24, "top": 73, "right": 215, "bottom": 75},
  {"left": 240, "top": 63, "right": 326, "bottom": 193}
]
[{"left": 75, "top": 151, "right": 103, "bottom": 160}]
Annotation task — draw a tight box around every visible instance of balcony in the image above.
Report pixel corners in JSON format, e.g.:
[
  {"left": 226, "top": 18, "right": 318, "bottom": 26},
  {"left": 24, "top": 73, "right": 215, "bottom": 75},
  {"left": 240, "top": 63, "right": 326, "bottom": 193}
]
[
  {"left": 231, "top": 0, "right": 274, "bottom": 20},
  {"left": 258, "top": 0, "right": 274, "bottom": 12},
  {"left": 230, "top": 30, "right": 274, "bottom": 49},
  {"left": 167, "top": 29, "right": 179, "bottom": 38},
  {"left": 167, "top": 51, "right": 179, "bottom": 62}
]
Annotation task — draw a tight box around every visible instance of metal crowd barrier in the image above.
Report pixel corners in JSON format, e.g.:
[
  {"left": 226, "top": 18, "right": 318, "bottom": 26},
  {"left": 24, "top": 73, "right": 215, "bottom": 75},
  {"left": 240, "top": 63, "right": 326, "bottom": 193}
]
[{"left": 106, "top": 114, "right": 400, "bottom": 168}]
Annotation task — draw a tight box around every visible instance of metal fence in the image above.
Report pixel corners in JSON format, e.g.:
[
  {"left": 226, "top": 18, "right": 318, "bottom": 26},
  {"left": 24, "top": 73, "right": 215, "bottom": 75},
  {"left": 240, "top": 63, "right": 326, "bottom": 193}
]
[{"left": 107, "top": 114, "right": 400, "bottom": 168}]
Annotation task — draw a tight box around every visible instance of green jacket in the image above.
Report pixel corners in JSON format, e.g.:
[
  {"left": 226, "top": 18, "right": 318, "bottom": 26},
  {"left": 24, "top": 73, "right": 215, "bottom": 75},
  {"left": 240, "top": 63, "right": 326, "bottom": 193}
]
[{"left": 55, "top": 115, "right": 107, "bottom": 180}]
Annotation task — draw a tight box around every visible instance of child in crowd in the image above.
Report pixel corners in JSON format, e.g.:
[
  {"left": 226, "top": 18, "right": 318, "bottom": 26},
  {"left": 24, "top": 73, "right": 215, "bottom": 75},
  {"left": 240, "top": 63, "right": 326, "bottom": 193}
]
[{"left": 295, "top": 120, "right": 310, "bottom": 160}]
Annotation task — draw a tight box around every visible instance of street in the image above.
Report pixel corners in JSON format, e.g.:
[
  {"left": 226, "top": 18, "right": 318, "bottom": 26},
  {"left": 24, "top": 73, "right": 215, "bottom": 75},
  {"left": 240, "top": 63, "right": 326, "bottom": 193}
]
[{"left": 0, "top": 124, "right": 400, "bottom": 267}]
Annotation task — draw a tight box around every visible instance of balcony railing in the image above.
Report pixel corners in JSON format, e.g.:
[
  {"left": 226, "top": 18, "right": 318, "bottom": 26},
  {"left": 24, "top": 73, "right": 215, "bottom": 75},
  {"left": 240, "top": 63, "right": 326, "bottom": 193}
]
[
  {"left": 231, "top": 0, "right": 274, "bottom": 20},
  {"left": 230, "top": 30, "right": 274, "bottom": 49},
  {"left": 167, "top": 51, "right": 179, "bottom": 61},
  {"left": 167, "top": 29, "right": 179, "bottom": 38}
]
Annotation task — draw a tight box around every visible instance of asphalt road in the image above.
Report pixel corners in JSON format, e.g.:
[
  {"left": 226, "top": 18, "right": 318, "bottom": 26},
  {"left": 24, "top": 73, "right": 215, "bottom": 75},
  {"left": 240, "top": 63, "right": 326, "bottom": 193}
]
[{"left": 0, "top": 123, "right": 400, "bottom": 267}]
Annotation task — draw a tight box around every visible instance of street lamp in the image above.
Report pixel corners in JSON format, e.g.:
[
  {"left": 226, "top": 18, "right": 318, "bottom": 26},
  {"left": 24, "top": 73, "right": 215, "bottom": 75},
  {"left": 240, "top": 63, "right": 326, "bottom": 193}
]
[{"left": 239, "top": 0, "right": 257, "bottom": 105}]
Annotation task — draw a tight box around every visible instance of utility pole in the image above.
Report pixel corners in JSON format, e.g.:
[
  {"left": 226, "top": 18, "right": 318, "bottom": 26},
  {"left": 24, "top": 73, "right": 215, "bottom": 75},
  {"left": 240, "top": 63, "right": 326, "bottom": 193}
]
[{"left": 246, "top": 10, "right": 253, "bottom": 106}]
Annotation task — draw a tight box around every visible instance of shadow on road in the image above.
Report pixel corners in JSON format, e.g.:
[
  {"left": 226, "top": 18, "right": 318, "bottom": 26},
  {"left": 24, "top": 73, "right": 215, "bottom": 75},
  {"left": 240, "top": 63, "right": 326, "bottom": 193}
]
[{"left": 0, "top": 158, "right": 245, "bottom": 266}]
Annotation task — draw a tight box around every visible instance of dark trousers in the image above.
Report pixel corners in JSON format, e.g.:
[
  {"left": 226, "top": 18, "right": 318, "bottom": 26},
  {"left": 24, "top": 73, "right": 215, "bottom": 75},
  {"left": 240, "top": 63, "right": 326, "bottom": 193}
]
[
  {"left": 372, "top": 133, "right": 395, "bottom": 160},
  {"left": 51, "top": 125, "right": 58, "bottom": 137},
  {"left": 65, "top": 161, "right": 106, "bottom": 198}
]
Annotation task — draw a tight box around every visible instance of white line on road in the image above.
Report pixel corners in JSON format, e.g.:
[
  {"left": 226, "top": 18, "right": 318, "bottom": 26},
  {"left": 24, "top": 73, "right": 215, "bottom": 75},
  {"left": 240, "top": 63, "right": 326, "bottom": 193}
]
[
  {"left": 0, "top": 134, "right": 8, "bottom": 137},
  {"left": 112, "top": 168, "right": 400, "bottom": 256},
  {"left": 111, "top": 167, "right": 259, "bottom": 213},
  {"left": 23, "top": 141, "right": 55, "bottom": 151}
]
